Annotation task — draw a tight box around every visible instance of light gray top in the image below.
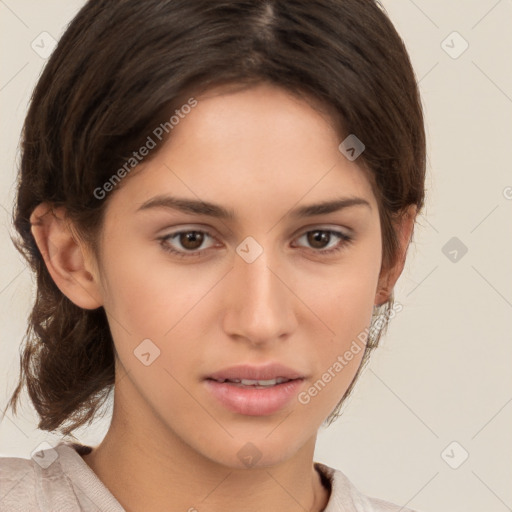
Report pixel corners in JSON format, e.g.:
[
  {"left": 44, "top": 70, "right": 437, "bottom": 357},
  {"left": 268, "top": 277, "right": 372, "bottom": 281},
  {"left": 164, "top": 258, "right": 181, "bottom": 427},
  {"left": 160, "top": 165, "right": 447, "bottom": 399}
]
[{"left": 0, "top": 442, "right": 417, "bottom": 511}]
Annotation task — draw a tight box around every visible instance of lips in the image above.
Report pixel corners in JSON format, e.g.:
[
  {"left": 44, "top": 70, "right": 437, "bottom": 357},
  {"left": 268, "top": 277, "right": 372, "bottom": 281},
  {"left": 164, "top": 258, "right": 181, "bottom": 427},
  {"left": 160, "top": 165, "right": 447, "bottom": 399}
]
[
  {"left": 204, "top": 363, "right": 306, "bottom": 415},
  {"left": 204, "top": 377, "right": 305, "bottom": 415},
  {"left": 205, "top": 363, "right": 305, "bottom": 383}
]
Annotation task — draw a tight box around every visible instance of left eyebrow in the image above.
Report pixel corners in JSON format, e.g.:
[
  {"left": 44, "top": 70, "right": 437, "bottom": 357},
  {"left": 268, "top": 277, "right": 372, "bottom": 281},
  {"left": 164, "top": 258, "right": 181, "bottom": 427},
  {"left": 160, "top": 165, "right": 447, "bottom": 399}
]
[
  {"left": 288, "top": 197, "right": 371, "bottom": 217},
  {"left": 135, "top": 195, "right": 371, "bottom": 219}
]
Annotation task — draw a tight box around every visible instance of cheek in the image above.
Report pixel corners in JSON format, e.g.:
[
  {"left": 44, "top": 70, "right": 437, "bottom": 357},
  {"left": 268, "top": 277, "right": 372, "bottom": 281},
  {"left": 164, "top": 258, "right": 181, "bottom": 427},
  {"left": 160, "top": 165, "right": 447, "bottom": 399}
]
[
  {"left": 298, "top": 243, "right": 381, "bottom": 396},
  {"left": 303, "top": 247, "right": 381, "bottom": 336},
  {"left": 99, "top": 243, "right": 211, "bottom": 411},
  {"left": 100, "top": 235, "right": 214, "bottom": 338},
  {"left": 296, "top": 285, "right": 375, "bottom": 417}
]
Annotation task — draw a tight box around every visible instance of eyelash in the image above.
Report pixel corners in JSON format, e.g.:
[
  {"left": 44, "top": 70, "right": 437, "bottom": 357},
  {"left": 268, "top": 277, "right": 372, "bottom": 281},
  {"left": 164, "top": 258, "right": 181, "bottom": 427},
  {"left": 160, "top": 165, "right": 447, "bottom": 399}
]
[{"left": 158, "top": 228, "right": 353, "bottom": 259}]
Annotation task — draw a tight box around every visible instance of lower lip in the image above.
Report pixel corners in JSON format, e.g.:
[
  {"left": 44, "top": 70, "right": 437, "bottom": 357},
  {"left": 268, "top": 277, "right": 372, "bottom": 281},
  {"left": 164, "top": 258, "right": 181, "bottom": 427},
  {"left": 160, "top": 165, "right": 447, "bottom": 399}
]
[{"left": 204, "top": 379, "right": 304, "bottom": 416}]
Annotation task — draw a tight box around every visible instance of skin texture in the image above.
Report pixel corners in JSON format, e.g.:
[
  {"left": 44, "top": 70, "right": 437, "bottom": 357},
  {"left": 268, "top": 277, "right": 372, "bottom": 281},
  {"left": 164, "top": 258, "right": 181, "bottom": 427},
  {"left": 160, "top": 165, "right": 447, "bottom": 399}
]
[{"left": 30, "top": 83, "right": 416, "bottom": 512}]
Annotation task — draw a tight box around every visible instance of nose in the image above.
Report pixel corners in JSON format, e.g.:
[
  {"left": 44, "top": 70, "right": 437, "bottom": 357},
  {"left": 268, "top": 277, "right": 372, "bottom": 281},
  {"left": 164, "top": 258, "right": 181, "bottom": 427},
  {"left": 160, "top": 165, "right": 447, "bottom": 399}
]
[{"left": 221, "top": 243, "right": 298, "bottom": 346}]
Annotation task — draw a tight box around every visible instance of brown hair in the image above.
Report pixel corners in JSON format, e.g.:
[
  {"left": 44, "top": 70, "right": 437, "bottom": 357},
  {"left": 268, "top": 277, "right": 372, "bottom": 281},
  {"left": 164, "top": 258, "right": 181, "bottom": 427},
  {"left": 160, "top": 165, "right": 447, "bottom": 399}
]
[{"left": 3, "top": 0, "right": 425, "bottom": 437}]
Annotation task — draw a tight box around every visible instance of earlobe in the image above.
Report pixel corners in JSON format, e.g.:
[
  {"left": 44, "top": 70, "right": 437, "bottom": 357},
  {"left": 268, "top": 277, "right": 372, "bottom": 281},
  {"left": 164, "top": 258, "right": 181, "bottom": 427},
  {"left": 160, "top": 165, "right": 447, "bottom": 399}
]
[
  {"left": 29, "top": 203, "right": 103, "bottom": 310},
  {"left": 374, "top": 205, "right": 417, "bottom": 306}
]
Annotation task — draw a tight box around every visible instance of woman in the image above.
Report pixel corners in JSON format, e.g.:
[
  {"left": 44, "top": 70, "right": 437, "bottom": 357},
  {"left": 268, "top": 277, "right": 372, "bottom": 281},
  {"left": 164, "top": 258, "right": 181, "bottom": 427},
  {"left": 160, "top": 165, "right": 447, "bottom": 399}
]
[{"left": 1, "top": 0, "right": 425, "bottom": 510}]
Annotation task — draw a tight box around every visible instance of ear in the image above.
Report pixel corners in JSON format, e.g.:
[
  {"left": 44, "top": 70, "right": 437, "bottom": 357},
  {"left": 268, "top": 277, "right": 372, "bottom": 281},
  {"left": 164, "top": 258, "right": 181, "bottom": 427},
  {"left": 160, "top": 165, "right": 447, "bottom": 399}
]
[
  {"left": 30, "top": 202, "right": 103, "bottom": 310},
  {"left": 374, "top": 205, "right": 417, "bottom": 306}
]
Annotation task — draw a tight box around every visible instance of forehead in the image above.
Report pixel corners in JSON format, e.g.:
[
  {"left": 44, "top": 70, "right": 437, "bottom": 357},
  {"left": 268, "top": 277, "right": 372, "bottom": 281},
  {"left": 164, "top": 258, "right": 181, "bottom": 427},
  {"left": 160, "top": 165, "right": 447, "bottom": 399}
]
[
  {"left": 104, "top": 83, "right": 377, "bottom": 220},
  {"left": 174, "top": 82, "right": 342, "bottom": 153}
]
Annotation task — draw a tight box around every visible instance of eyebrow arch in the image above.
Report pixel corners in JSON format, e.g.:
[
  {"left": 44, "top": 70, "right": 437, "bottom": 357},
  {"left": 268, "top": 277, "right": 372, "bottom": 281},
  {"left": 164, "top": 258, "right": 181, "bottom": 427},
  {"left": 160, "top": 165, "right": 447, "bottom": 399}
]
[
  {"left": 136, "top": 195, "right": 371, "bottom": 219},
  {"left": 290, "top": 197, "right": 371, "bottom": 217}
]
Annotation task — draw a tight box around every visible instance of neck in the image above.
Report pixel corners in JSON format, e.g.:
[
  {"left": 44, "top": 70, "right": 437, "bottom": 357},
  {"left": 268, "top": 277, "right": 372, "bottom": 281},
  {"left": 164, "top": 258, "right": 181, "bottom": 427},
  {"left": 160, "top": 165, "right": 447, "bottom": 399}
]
[{"left": 81, "top": 386, "right": 330, "bottom": 512}]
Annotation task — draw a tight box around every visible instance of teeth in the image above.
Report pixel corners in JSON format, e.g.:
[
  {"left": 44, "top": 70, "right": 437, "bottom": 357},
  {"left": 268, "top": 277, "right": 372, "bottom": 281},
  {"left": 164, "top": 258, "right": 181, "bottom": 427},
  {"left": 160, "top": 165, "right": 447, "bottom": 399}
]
[
  {"left": 241, "top": 378, "right": 277, "bottom": 386},
  {"left": 218, "top": 377, "right": 290, "bottom": 386}
]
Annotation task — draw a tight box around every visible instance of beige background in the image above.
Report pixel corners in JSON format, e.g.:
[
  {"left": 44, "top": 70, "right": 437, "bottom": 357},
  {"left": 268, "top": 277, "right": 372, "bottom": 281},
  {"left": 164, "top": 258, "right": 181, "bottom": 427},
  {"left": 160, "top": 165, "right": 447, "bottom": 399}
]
[{"left": 1, "top": 1, "right": 511, "bottom": 511}]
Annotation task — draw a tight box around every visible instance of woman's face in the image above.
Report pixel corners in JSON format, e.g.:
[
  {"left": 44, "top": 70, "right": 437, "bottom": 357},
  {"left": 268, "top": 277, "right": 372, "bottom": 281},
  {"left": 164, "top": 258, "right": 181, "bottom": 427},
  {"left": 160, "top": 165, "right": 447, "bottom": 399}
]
[{"left": 93, "top": 83, "right": 383, "bottom": 468}]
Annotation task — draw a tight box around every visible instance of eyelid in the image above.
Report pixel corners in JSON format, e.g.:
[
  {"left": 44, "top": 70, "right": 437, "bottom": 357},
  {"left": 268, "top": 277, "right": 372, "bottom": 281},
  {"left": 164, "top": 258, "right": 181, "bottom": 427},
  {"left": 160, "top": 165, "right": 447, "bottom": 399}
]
[
  {"left": 158, "top": 223, "right": 351, "bottom": 242},
  {"left": 158, "top": 224, "right": 353, "bottom": 258},
  {"left": 293, "top": 223, "right": 353, "bottom": 238},
  {"left": 159, "top": 227, "right": 220, "bottom": 249},
  {"left": 292, "top": 227, "right": 352, "bottom": 252}
]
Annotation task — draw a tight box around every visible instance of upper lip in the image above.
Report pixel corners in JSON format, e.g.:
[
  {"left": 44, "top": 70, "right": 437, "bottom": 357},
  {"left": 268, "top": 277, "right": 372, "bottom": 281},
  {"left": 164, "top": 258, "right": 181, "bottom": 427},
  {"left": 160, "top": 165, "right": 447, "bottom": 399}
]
[{"left": 206, "top": 363, "right": 305, "bottom": 382}]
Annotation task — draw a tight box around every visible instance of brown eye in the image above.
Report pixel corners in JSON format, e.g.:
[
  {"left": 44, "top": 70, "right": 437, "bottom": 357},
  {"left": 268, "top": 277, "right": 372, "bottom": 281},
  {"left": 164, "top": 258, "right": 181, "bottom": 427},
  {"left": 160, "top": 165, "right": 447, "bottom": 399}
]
[
  {"left": 294, "top": 229, "right": 352, "bottom": 256},
  {"left": 178, "top": 231, "right": 205, "bottom": 250},
  {"left": 159, "top": 229, "right": 216, "bottom": 258},
  {"left": 307, "top": 230, "right": 331, "bottom": 249}
]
